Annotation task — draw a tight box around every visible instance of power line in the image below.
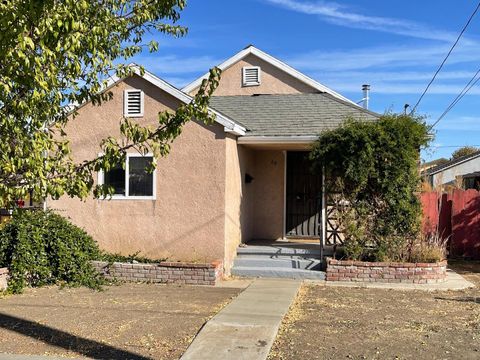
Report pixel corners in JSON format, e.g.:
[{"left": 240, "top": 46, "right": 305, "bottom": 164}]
[
  {"left": 411, "top": 1, "right": 480, "bottom": 113},
  {"left": 431, "top": 144, "right": 480, "bottom": 148},
  {"left": 429, "top": 68, "right": 480, "bottom": 129}
]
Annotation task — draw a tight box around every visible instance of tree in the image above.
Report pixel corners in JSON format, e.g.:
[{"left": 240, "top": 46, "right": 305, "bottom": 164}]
[
  {"left": 451, "top": 146, "right": 479, "bottom": 160},
  {"left": 0, "top": 0, "right": 220, "bottom": 207},
  {"left": 310, "top": 114, "right": 431, "bottom": 261}
]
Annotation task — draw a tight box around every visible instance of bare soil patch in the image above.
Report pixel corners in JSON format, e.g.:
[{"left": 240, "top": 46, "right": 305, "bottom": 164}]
[
  {"left": 270, "top": 262, "right": 480, "bottom": 360},
  {"left": 0, "top": 283, "right": 240, "bottom": 359}
]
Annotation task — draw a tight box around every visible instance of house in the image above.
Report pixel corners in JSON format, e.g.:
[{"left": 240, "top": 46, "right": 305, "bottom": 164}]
[
  {"left": 420, "top": 158, "right": 449, "bottom": 173},
  {"left": 426, "top": 150, "right": 480, "bottom": 190},
  {"left": 53, "top": 45, "right": 378, "bottom": 275}
]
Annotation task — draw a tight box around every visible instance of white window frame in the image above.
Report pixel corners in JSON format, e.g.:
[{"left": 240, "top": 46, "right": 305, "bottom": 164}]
[
  {"left": 97, "top": 153, "right": 156, "bottom": 200},
  {"left": 242, "top": 66, "right": 261, "bottom": 87},
  {"left": 123, "top": 89, "right": 144, "bottom": 117}
]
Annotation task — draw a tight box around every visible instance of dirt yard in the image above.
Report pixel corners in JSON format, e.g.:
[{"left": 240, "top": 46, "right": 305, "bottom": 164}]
[
  {"left": 270, "top": 261, "right": 480, "bottom": 360},
  {"left": 0, "top": 283, "right": 241, "bottom": 359}
]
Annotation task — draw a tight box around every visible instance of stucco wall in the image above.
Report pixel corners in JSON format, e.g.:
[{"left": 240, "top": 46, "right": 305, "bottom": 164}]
[
  {"left": 250, "top": 150, "right": 285, "bottom": 239},
  {"left": 238, "top": 146, "right": 256, "bottom": 242},
  {"left": 224, "top": 135, "right": 243, "bottom": 274},
  {"left": 189, "top": 54, "right": 317, "bottom": 96},
  {"left": 53, "top": 75, "right": 227, "bottom": 263},
  {"left": 432, "top": 157, "right": 480, "bottom": 186},
  {"left": 234, "top": 148, "right": 285, "bottom": 241}
]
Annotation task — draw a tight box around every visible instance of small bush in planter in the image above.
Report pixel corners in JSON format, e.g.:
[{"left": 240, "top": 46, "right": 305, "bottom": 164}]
[
  {"left": 0, "top": 209, "right": 104, "bottom": 293},
  {"left": 407, "top": 233, "right": 448, "bottom": 263}
]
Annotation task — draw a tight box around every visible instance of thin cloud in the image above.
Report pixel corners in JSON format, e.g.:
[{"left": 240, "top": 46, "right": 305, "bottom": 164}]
[
  {"left": 132, "top": 54, "right": 222, "bottom": 74},
  {"left": 285, "top": 42, "right": 480, "bottom": 72},
  {"left": 265, "top": 0, "right": 461, "bottom": 42},
  {"left": 318, "top": 70, "right": 477, "bottom": 83},
  {"left": 433, "top": 115, "right": 480, "bottom": 131},
  {"left": 328, "top": 82, "right": 480, "bottom": 95},
  {"left": 162, "top": 76, "right": 193, "bottom": 88}
]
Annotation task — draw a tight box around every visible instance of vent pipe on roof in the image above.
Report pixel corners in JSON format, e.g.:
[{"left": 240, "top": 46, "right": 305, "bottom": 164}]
[{"left": 362, "top": 84, "right": 370, "bottom": 110}]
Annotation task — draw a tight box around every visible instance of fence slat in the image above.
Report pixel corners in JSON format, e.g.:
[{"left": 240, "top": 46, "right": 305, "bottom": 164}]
[{"left": 421, "top": 189, "right": 480, "bottom": 259}]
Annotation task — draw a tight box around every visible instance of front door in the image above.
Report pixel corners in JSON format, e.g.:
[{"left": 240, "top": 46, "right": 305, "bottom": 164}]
[{"left": 285, "top": 151, "right": 322, "bottom": 237}]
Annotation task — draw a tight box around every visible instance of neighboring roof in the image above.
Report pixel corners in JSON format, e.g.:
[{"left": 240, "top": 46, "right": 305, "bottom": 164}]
[
  {"left": 420, "top": 157, "right": 449, "bottom": 174},
  {"left": 182, "top": 45, "right": 356, "bottom": 105},
  {"left": 463, "top": 171, "right": 480, "bottom": 179},
  {"left": 70, "top": 64, "right": 246, "bottom": 136},
  {"left": 427, "top": 150, "right": 480, "bottom": 176},
  {"left": 209, "top": 93, "right": 380, "bottom": 137}
]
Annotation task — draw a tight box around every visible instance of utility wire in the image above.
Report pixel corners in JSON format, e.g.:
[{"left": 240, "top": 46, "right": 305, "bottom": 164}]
[
  {"left": 411, "top": 1, "right": 480, "bottom": 113},
  {"left": 429, "top": 68, "right": 480, "bottom": 129},
  {"left": 431, "top": 144, "right": 480, "bottom": 148}
]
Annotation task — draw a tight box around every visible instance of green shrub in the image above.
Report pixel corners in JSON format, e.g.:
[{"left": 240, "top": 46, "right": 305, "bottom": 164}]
[
  {"left": 98, "top": 251, "right": 166, "bottom": 264},
  {"left": 311, "top": 114, "right": 431, "bottom": 262},
  {"left": 0, "top": 209, "right": 104, "bottom": 293}
]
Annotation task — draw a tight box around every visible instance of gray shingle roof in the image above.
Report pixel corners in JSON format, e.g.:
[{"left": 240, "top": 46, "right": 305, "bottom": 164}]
[
  {"left": 426, "top": 150, "right": 480, "bottom": 175},
  {"left": 209, "top": 93, "right": 380, "bottom": 136}
]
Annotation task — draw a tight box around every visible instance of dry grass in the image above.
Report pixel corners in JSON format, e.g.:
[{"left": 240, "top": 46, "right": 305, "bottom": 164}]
[
  {"left": 0, "top": 283, "right": 241, "bottom": 359},
  {"left": 270, "top": 261, "right": 480, "bottom": 359}
]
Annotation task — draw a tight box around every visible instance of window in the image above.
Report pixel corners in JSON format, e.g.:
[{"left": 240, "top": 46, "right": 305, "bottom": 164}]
[
  {"left": 242, "top": 66, "right": 261, "bottom": 86},
  {"left": 99, "top": 154, "right": 155, "bottom": 199},
  {"left": 124, "top": 89, "right": 144, "bottom": 117}
]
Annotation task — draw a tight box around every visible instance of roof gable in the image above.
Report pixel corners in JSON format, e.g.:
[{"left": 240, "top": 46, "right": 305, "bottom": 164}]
[
  {"left": 182, "top": 45, "right": 356, "bottom": 105},
  {"left": 72, "top": 64, "right": 245, "bottom": 136}
]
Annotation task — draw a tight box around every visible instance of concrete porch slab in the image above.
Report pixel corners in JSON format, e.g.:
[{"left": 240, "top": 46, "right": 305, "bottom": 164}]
[{"left": 181, "top": 278, "right": 300, "bottom": 360}]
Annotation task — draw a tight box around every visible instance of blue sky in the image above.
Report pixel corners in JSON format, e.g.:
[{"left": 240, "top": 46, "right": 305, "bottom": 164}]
[{"left": 132, "top": 0, "right": 480, "bottom": 161}]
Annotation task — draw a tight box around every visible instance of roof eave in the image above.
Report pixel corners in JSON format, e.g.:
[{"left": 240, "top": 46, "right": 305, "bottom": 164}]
[
  {"left": 428, "top": 152, "right": 480, "bottom": 175},
  {"left": 237, "top": 135, "right": 318, "bottom": 145}
]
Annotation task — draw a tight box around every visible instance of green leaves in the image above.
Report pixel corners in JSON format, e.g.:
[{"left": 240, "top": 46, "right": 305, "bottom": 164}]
[
  {"left": 0, "top": 1, "right": 220, "bottom": 206},
  {"left": 0, "top": 210, "right": 104, "bottom": 293},
  {"left": 311, "top": 114, "right": 431, "bottom": 261}
]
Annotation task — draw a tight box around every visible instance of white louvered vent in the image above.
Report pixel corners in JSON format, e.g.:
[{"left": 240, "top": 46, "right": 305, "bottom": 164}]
[
  {"left": 124, "top": 89, "right": 144, "bottom": 117},
  {"left": 242, "top": 66, "right": 261, "bottom": 86}
]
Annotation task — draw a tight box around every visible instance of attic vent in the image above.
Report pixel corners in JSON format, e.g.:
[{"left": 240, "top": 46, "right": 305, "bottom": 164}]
[
  {"left": 242, "top": 66, "right": 261, "bottom": 86},
  {"left": 124, "top": 89, "right": 144, "bottom": 117}
]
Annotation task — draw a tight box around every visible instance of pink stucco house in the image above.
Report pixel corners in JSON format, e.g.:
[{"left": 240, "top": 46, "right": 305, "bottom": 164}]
[{"left": 54, "top": 46, "right": 378, "bottom": 276}]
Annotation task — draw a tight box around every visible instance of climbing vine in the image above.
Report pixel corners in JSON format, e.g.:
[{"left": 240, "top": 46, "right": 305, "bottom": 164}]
[{"left": 310, "top": 114, "right": 431, "bottom": 261}]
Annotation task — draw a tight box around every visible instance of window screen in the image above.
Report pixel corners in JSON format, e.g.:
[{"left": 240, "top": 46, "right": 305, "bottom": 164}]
[
  {"left": 128, "top": 157, "right": 153, "bottom": 196},
  {"left": 104, "top": 164, "right": 126, "bottom": 196}
]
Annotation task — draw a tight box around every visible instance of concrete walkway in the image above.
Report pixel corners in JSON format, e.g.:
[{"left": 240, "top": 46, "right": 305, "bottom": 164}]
[{"left": 181, "top": 278, "right": 300, "bottom": 360}]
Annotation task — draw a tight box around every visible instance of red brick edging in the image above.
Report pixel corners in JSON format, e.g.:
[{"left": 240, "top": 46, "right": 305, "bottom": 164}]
[
  {"left": 92, "top": 260, "right": 223, "bottom": 286},
  {"left": 0, "top": 267, "right": 8, "bottom": 291},
  {"left": 326, "top": 258, "right": 447, "bottom": 284}
]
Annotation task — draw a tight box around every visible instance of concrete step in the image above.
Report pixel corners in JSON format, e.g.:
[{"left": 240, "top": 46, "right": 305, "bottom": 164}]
[
  {"left": 237, "top": 244, "right": 324, "bottom": 257},
  {"left": 234, "top": 255, "right": 322, "bottom": 270},
  {"left": 231, "top": 266, "right": 326, "bottom": 280}
]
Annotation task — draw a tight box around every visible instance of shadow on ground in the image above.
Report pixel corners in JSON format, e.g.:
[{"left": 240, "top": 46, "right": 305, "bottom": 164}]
[{"left": 0, "top": 312, "right": 151, "bottom": 359}]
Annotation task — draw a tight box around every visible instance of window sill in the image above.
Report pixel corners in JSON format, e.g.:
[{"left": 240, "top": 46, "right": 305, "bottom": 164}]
[{"left": 97, "top": 196, "right": 156, "bottom": 201}]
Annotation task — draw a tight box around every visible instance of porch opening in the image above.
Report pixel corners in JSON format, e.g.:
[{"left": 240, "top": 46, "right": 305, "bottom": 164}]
[{"left": 285, "top": 151, "right": 322, "bottom": 238}]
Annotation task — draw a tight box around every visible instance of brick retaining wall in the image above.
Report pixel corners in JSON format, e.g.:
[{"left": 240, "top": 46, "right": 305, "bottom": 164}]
[
  {"left": 326, "top": 258, "right": 447, "bottom": 284},
  {"left": 92, "top": 260, "right": 223, "bottom": 286},
  {"left": 0, "top": 267, "right": 8, "bottom": 291}
]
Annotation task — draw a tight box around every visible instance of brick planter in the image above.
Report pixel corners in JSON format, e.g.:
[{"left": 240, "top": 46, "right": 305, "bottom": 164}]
[
  {"left": 0, "top": 267, "right": 8, "bottom": 291},
  {"left": 92, "top": 260, "right": 223, "bottom": 286},
  {"left": 326, "top": 258, "right": 447, "bottom": 284}
]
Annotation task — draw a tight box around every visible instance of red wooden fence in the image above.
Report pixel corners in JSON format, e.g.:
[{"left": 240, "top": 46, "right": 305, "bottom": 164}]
[{"left": 421, "top": 189, "right": 480, "bottom": 259}]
